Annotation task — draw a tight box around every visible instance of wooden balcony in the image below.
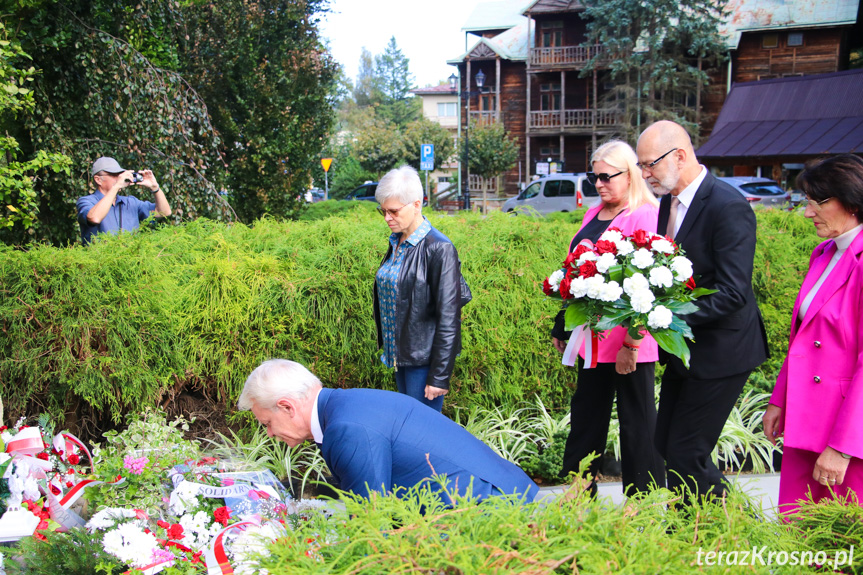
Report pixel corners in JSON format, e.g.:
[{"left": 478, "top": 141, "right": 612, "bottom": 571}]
[
  {"left": 528, "top": 108, "right": 622, "bottom": 132},
  {"left": 468, "top": 110, "right": 500, "bottom": 125},
  {"left": 529, "top": 45, "right": 604, "bottom": 69}
]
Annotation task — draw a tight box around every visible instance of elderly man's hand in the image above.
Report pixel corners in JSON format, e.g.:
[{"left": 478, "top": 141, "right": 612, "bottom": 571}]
[{"left": 425, "top": 385, "right": 448, "bottom": 401}]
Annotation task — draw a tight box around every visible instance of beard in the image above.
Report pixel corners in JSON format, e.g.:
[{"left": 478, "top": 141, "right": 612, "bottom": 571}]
[{"left": 648, "top": 162, "right": 680, "bottom": 195}]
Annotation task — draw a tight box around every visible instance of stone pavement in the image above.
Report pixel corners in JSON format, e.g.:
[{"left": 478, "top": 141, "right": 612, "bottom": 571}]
[{"left": 537, "top": 473, "right": 782, "bottom": 519}]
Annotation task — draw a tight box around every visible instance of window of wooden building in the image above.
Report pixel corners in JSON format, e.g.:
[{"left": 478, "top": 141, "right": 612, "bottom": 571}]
[
  {"left": 540, "top": 83, "right": 561, "bottom": 111},
  {"left": 787, "top": 32, "right": 804, "bottom": 47},
  {"left": 540, "top": 21, "right": 563, "bottom": 47},
  {"left": 762, "top": 33, "right": 779, "bottom": 49},
  {"left": 479, "top": 93, "right": 496, "bottom": 111}
]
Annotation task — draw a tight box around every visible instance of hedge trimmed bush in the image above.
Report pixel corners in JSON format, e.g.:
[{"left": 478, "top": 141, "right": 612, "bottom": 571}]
[{"left": 0, "top": 204, "right": 815, "bottom": 436}]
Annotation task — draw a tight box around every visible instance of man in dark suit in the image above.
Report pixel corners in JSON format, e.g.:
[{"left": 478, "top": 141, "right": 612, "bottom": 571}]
[
  {"left": 636, "top": 121, "right": 768, "bottom": 499},
  {"left": 237, "top": 359, "right": 538, "bottom": 505}
]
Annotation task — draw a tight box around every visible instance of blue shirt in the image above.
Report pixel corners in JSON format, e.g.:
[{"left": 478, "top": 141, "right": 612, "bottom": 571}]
[
  {"left": 76, "top": 191, "right": 157, "bottom": 245},
  {"left": 376, "top": 217, "right": 432, "bottom": 368}
]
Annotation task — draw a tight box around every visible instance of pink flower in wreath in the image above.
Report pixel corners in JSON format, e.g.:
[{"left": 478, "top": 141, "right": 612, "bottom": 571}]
[{"left": 123, "top": 456, "right": 149, "bottom": 475}]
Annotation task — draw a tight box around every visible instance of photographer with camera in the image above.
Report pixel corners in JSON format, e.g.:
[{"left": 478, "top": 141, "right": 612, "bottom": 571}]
[{"left": 77, "top": 156, "right": 172, "bottom": 245}]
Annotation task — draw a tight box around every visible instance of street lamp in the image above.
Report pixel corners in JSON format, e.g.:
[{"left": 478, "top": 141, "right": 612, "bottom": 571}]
[{"left": 449, "top": 69, "right": 488, "bottom": 211}]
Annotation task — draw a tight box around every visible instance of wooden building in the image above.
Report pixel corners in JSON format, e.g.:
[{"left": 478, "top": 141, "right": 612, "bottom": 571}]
[{"left": 447, "top": 0, "right": 862, "bottom": 197}]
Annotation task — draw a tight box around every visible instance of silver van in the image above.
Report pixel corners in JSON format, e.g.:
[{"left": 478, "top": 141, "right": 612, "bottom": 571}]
[{"left": 502, "top": 173, "right": 601, "bottom": 214}]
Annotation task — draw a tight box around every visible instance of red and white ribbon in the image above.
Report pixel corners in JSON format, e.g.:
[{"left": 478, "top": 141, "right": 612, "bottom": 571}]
[
  {"left": 5, "top": 427, "right": 44, "bottom": 456},
  {"left": 562, "top": 324, "right": 598, "bottom": 369},
  {"left": 48, "top": 476, "right": 126, "bottom": 531},
  {"left": 204, "top": 521, "right": 256, "bottom": 574}
]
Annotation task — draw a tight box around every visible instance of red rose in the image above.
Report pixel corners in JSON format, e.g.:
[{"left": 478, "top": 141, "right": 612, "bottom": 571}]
[
  {"left": 50, "top": 484, "right": 61, "bottom": 495},
  {"left": 686, "top": 277, "right": 696, "bottom": 290},
  {"left": 573, "top": 243, "right": 592, "bottom": 258},
  {"left": 214, "top": 506, "right": 232, "bottom": 527},
  {"left": 542, "top": 278, "right": 554, "bottom": 296},
  {"left": 166, "top": 524, "right": 185, "bottom": 540},
  {"left": 579, "top": 261, "right": 598, "bottom": 278},
  {"left": 157, "top": 519, "right": 170, "bottom": 529},
  {"left": 559, "top": 276, "right": 573, "bottom": 299},
  {"left": 36, "top": 452, "right": 49, "bottom": 461},
  {"left": 595, "top": 239, "right": 617, "bottom": 255},
  {"left": 631, "top": 229, "right": 651, "bottom": 248},
  {"left": 67, "top": 453, "right": 80, "bottom": 465},
  {"left": 198, "top": 457, "right": 218, "bottom": 465},
  {"left": 563, "top": 251, "right": 579, "bottom": 267}
]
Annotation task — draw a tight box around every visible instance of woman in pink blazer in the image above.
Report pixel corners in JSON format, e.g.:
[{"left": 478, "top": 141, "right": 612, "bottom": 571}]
[
  {"left": 552, "top": 140, "right": 665, "bottom": 496},
  {"left": 764, "top": 154, "right": 863, "bottom": 515}
]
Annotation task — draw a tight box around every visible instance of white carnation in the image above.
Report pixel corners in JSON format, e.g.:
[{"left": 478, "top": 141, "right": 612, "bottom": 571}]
[
  {"left": 102, "top": 523, "right": 161, "bottom": 568},
  {"left": 648, "top": 305, "right": 674, "bottom": 329},
  {"left": 649, "top": 266, "right": 675, "bottom": 289},
  {"left": 549, "top": 269, "right": 565, "bottom": 291},
  {"left": 87, "top": 508, "right": 139, "bottom": 533},
  {"left": 599, "top": 229, "right": 624, "bottom": 244},
  {"left": 576, "top": 251, "right": 598, "bottom": 265},
  {"left": 623, "top": 273, "right": 650, "bottom": 296},
  {"left": 616, "top": 240, "right": 635, "bottom": 256},
  {"left": 569, "top": 276, "right": 588, "bottom": 298},
  {"left": 671, "top": 256, "right": 693, "bottom": 281},
  {"left": 585, "top": 276, "right": 605, "bottom": 299},
  {"left": 629, "top": 288, "right": 655, "bottom": 313},
  {"left": 651, "top": 238, "right": 676, "bottom": 255},
  {"left": 599, "top": 281, "right": 623, "bottom": 302},
  {"left": 595, "top": 252, "right": 618, "bottom": 273},
  {"left": 631, "top": 248, "right": 654, "bottom": 269}
]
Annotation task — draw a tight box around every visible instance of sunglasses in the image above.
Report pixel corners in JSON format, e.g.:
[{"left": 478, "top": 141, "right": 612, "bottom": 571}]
[
  {"left": 377, "top": 203, "right": 411, "bottom": 218},
  {"left": 636, "top": 148, "right": 679, "bottom": 171},
  {"left": 586, "top": 170, "right": 625, "bottom": 185}
]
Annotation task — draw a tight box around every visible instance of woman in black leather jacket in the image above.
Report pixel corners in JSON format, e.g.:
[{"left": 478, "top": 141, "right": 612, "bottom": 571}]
[{"left": 372, "top": 166, "right": 470, "bottom": 412}]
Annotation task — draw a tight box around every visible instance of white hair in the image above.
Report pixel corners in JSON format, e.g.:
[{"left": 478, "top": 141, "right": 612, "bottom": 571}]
[
  {"left": 375, "top": 165, "right": 423, "bottom": 204},
  {"left": 237, "top": 359, "right": 322, "bottom": 411}
]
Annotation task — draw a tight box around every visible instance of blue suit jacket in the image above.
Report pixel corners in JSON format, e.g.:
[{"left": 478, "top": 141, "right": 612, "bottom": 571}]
[{"left": 317, "top": 388, "right": 538, "bottom": 505}]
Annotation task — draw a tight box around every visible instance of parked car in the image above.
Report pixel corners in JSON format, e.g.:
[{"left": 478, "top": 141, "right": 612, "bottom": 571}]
[
  {"left": 304, "top": 188, "right": 325, "bottom": 203},
  {"left": 718, "top": 177, "right": 790, "bottom": 209},
  {"left": 502, "top": 173, "right": 601, "bottom": 215},
  {"left": 344, "top": 182, "right": 378, "bottom": 201}
]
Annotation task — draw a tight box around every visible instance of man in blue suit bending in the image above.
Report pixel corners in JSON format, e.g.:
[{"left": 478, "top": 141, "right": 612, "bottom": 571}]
[{"left": 237, "top": 359, "right": 538, "bottom": 505}]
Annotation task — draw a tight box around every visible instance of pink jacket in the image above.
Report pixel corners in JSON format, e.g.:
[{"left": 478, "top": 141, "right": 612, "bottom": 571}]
[
  {"left": 571, "top": 203, "right": 660, "bottom": 363},
  {"left": 770, "top": 230, "right": 863, "bottom": 458}
]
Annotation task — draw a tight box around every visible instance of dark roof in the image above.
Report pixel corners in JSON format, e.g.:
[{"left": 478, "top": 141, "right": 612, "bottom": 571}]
[{"left": 697, "top": 68, "right": 863, "bottom": 160}]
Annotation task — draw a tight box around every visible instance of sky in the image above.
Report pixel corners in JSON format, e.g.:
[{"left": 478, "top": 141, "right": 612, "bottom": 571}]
[{"left": 318, "top": 0, "right": 484, "bottom": 89}]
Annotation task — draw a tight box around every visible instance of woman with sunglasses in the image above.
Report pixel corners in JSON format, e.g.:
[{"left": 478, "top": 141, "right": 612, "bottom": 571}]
[
  {"left": 763, "top": 154, "right": 863, "bottom": 516},
  {"left": 372, "top": 165, "right": 471, "bottom": 412},
  {"left": 552, "top": 140, "right": 665, "bottom": 496}
]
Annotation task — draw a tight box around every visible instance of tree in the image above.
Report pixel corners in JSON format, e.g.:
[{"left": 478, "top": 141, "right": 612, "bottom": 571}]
[
  {"left": 372, "top": 37, "right": 419, "bottom": 127},
  {"left": 3, "top": 0, "right": 235, "bottom": 244},
  {"left": 462, "top": 120, "right": 519, "bottom": 212},
  {"left": 181, "top": 0, "right": 339, "bottom": 222},
  {"left": 581, "top": 0, "right": 728, "bottom": 143},
  {"left": 0, "top": 22, "right": 71, "bottom": 233}
]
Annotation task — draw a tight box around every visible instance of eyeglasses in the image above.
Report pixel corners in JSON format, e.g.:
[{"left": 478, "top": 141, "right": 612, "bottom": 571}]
[
  {"left": 377, "top": 203, "right": 411, "bottom": 218},
  {"left": 636, "top": 148, "right": 679, "bottom": 171},
  {"left": 587, "top": 171, "right": 625, "bottom": 185},
  {"left": 803, "top": 194, "right": 832, "bottom": 210}
]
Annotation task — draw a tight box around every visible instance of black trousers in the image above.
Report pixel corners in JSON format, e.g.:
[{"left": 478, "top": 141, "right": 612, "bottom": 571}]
[
  {"left": 655, "top": 367, "right": 751, "bottom": 500},
  {"left": 560, "top": 359, "right": 666, "bottom": 496}
]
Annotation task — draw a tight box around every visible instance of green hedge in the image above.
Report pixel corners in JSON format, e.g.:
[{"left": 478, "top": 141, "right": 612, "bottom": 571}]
[{"left": 0, "top": 204, "right": 815, "bottom": 433}]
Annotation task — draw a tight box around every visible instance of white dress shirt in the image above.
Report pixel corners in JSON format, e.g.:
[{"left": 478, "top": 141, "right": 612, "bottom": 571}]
[{"left": 669, "top": 166, "right": 708, "bottom": 238}]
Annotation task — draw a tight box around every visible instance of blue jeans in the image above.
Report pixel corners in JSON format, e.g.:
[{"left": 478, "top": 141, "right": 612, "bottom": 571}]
[{"left": 395, "top": 365, "right": 444, "bottom": 412}]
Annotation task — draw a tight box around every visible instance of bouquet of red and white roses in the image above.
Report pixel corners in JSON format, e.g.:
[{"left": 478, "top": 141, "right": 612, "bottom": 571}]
[{"left": 543, "top": 228, "right": 715, "bottom": 368}]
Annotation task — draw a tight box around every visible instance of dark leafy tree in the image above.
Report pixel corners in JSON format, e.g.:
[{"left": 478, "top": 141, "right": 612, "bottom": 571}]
[
  {"left": 2, "top": 0, "right": 235, "bottom": 245},
  {"left": 581, "top": 0, "right": 728, "bottom": 143},
  {"left": 462, "top": 120, "right": 519, "bottom": 211},
  {"left": 180, "top": 0, "right": 340, "bottom": 222}
]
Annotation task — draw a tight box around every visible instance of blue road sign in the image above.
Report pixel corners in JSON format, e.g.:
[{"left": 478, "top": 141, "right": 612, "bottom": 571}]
[{"left": 420, "top": 144, "right": 434, "bottom": 171}]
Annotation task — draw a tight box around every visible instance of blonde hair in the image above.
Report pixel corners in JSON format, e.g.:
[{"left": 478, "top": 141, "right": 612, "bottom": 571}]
[{"left": 591, "top": 140, "right": 659, "bottom": 211}]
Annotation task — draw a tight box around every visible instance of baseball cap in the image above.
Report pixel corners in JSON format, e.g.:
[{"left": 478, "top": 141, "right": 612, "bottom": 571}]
[{"left": 91, "top": 157, "right": 125, "bottom": 176}]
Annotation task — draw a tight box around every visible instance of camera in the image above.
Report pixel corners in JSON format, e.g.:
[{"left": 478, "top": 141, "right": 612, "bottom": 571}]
[{"left": 125, "top": 171, "right": 143, "bottom": 184}]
